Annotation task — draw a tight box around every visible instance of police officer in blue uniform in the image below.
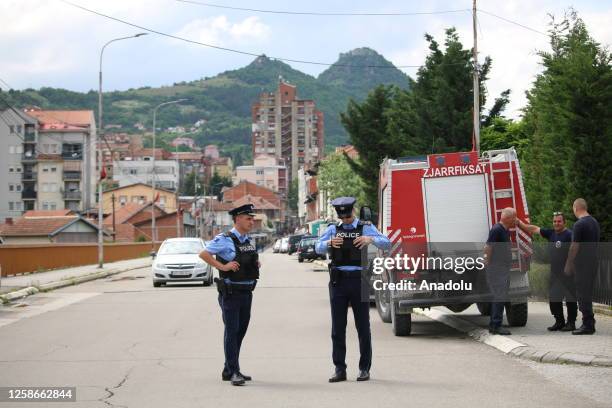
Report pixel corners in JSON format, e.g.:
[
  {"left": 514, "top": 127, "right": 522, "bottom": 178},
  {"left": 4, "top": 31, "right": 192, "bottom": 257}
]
[
  {"left": 316, "top": 197, "right": 391, "bottom": 383},
  {"left": 199, "top": 204, "right": 259, "bottom": 386}
]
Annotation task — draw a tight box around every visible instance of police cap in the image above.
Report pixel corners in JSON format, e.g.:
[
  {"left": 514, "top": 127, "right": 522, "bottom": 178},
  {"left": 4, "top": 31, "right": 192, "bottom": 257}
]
[
  {"left": 229, "top": 203, "right": 256, "bottom": 217},
  {"left": 331, "top": 196, "right": 356, "bottom": 217}
]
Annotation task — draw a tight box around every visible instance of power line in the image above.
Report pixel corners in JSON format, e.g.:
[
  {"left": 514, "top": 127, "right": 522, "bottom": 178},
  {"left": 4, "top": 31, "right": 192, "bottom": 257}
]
[
  {"left": 478, "top": 9, "right": 547, "bottom": 36},
  {"left": 59, "top": 0, "right": 467, "bottom": 69},
  {"left": 175, "top": 0, "right": 471, "bottom": 17}
]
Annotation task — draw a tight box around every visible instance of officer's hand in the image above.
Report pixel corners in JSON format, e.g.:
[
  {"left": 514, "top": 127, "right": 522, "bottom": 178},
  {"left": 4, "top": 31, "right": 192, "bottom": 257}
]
[
  {"left": 257, "top": 260, "right": 261, "bottom": 268},
  {"left": 221, "top": 261, "right": 240, "bottom": 272},
  {"left": 353, "top": 236, "right": 373, "bottom": 248},
  {"left": 330, "top": 237, "right": 343, "bottom": 248}
]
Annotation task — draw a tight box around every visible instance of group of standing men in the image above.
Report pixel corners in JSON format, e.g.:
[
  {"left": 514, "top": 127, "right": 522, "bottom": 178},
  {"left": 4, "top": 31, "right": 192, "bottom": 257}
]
[{"left": 485, "top": 198, "right": 600, "bottom": 336}]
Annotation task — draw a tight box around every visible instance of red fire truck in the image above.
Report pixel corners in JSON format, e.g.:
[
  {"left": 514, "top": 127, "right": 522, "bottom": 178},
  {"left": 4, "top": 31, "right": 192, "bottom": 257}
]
[{"left": 374, "top": 148, "right": 532, "bottom": 336}]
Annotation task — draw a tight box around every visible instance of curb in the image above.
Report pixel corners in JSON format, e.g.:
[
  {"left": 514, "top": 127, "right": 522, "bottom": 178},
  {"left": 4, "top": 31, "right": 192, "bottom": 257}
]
[
  {"left": 414, "top": 307, "right": 612, "bottom": 367},
  {"left": 0, "top": 261, "right": 152, "bottom": 304}
]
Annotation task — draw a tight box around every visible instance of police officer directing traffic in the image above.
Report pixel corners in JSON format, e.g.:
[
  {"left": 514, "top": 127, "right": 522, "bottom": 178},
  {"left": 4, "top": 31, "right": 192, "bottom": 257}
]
[
  {"left": 199, "top": 203, "right": 260, "bottom": 386},
  {"left": 316, "top": 197, "right": 391, "bottom": 383}
]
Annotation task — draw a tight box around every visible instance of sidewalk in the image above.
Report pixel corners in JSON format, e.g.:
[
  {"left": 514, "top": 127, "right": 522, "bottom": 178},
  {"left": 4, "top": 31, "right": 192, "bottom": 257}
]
[
  {"left": 0, "top": 257, "right": 152, "bottom": 302},
  {"left": 417, "top": 302, "right": 612, "bottom": 367}
]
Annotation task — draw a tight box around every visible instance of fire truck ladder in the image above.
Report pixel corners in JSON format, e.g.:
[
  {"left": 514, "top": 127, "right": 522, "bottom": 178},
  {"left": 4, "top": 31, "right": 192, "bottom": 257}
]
[{"left": 487, "top": 149, "right": 522, "bottom": 272}]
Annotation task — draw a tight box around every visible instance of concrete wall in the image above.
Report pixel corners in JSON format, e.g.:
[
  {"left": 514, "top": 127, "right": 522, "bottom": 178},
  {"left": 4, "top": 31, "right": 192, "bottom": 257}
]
[{"left": 0, "top": 242, "right": 160, "bottom": 276}]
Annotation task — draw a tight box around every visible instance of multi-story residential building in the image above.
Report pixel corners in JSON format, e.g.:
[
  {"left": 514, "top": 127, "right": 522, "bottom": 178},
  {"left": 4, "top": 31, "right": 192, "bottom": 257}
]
[
  {"left": 112, "top": 159, "right": 179, "bottom": 190},
  {"left": 204, "top": 144, "right": 220, "bottom": 159},
  {"left": 251, "top": 78, "right": 324, "bottom": 180},
  {"left": 171, "top": 137, "right": 195, "bottom": 149},
  {"left": 0, "top": 109, "right": 38, "bottom": 221},
  {"left": 233, "top": 154, "right": 288, "bottom": 197},
  {"left": 102, "top": 183, "right": 177, "bottom": 213},
  {"left": 169, "top": 151, "right": 204, "bottom": 193},
  {"left": 0, "top": 108, "right": 96, "bottom": 218},
  {"left": 99, "top": 133, "right": 143, "bottom": 179},
  {"left": 25, "top": 109, "right": 97, "bottom": 213}
]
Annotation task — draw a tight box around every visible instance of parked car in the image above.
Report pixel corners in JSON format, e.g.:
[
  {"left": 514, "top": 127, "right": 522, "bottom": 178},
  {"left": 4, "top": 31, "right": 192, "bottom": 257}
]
[
  {"left": 297, "top": 236, "right": 326, "bottom": 262},
  {"left": 151, "top": 238, "right": 213, "bottom": 287},
  {"left": 279, "top": 237, "right": 289, "bottom": 253},
  {"left": 273, "top": 239, "right": 282, "bottom": 253},
  {"left": 287, "top": 234, "right": 305, "bottom": 255}
]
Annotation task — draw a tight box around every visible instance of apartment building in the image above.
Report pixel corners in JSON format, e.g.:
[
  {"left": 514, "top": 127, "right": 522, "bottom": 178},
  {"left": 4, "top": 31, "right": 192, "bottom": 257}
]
[
  {"left": 251, "top": 78, "right": 324, "bottom": 180},
  {"left": 112, "top": 158, "right": 179, "bottom": 190},
  {"left": 233, "top": 154, "right": 288, "bottom": 197},
  {"left": 0, "top": 108, "right": 96, "bottom": 219}
]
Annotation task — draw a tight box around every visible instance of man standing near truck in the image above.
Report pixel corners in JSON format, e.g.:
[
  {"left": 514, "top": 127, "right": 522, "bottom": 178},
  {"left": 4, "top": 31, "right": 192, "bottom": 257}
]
[
  {"left": 316, "top": 197, "right": 391, "bottom": 383},
  {"left": 483, "top": 207, "right": 516, "bottom": 335},
  {"left": 518, "top": 213, "right": 576, "bottom": 331},
  {"left": 565, "top": 198, "right": 600, "bottom": 335}
]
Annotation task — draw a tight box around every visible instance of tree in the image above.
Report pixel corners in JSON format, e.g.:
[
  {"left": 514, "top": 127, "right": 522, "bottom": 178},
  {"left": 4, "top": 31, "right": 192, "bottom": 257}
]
[
  {"left": 181, "top": 170, "right": 197, "bottom": 195},
  {"left": 387, "top": 28, "right": 492, "bottom": 154},
  {"left": 340, "top": 85, "right": 399, "bottom": 209},
  {"left": 318, "top": 153, "right": 367, "bottom": 205},
  {"left": 287, "top": 178, "right": 299, "bottom": 212},
  {"left": 208, "top": 171, "right": 232, "bottom": 199},
  {"left": 522, "top": 11, "right": 612, "bottom": 239}
]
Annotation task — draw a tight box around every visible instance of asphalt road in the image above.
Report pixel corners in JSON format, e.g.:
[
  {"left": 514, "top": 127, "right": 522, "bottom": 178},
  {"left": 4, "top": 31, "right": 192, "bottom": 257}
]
[{"left": 0, "top": 250, "right": 610, "bottom": 408}]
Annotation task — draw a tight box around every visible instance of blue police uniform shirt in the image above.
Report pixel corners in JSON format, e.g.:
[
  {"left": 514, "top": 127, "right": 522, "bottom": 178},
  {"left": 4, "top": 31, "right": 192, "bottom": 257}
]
[
  {"left": 205, "top": 227, "right": 255, "bottom": 284},
  {"left": 315, "top": 218, "right": 391, "bottom": 271}
]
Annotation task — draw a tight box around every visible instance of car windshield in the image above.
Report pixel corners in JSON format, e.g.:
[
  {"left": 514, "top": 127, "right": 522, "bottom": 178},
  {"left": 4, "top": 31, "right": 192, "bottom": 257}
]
[
  {"left": 159, "top": 241, "right": 203, "bottom": 255},
  {"left": 301, "top": 239, "right": 317, "bottom": 247}
]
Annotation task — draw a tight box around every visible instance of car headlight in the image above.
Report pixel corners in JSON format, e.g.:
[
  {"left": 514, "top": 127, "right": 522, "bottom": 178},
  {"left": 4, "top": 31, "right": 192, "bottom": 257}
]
[{"left": 153, "top": 263, "right": 166, "bottom": 270}]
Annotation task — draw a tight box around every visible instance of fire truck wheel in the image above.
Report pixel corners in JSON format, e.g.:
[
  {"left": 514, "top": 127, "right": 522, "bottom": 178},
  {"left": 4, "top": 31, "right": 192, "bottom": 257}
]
[
  {"left": 392, "top": 308, "right": 412, "bottom": 336},
  {"left": 375, "top": 288, "right": 392, "bottom": 323},
  {"left": 505, "top": 302, "right": 528, "bottom": 327},
  {"left": 477, "top": 302, "right": 491, "bottom": 316}
]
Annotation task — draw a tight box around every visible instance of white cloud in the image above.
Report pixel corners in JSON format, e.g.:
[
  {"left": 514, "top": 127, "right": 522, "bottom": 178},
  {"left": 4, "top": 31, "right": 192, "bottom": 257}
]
[{"left": 174, "top": 16, "right": 271, "bottom": 45}]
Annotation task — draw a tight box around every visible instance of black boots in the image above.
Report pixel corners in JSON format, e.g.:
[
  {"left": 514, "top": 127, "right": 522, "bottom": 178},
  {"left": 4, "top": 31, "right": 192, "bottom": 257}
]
[
  {"left": 547, "top": 320, "right": 566, "bottom": 331},
  {"left": 572, "top": 325, "right": 596, "bottom": 335},
  {"left": 356, "top": 370, "right": 370, "bottom": 381},
  {"left": 328, "top": 370, "right": 347, "bottom": 383}
]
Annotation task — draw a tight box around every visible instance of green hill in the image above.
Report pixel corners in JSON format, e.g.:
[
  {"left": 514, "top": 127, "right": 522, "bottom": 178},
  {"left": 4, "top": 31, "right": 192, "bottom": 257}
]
[{"left": 3, "top": 47, "right": 410, "bottom": 164}]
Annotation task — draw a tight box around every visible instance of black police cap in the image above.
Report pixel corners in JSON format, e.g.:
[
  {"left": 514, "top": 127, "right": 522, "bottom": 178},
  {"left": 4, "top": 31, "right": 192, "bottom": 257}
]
[
  {"left": 229, "top": 203, "right": 256, "bottom": 217},
  {"left": 331, "top": 196, "right": 356, "bottom": 216}
]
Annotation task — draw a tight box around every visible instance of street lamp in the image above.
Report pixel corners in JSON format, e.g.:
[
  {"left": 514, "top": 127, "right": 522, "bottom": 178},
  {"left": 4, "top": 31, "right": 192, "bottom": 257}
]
[
  {"left": 151, "top": 99, "right": 187, "bottom": 247},
  {"left": 97, "top": 33, "right": 147, "bottom": 269}
]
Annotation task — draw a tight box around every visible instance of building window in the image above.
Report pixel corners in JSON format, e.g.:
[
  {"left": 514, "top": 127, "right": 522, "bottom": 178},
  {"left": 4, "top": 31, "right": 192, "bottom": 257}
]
[
  {"left": 119, "top": 195, "right": 127, "bottom": 206},
  {"left": 16, "top": 145, "right": 23, "bottom": 154},
  {"left": 16, "top": 166, "right": 22, "bottom": 173},
  {"left": 16, "top": 125, "right": 22, "bottom": 134},
  {"left": 8, "top": 202, "right": 13, "bottom": 211},
  {"left": 9, "top": 146, "right": 15, "bottom": 154},
  {"left": 50, "top": 202, "right": 57, "bottom": 210},
  {"left": 43, "top": 167, "right": 49, "bottom": 172},
  {"left": 9, "top": 167, "right": 14, "bottom": 173},
  {"left": 9, "top": 125, "right": 14, "bottom": 133},
  {"left": 9, "top": 184, "right": 14, "bottom": 192},
  {"left": 256, "top": 170, "right": 264, "bottom": 175},
  {"left": 42, "top": 202, "right": 49, "bottom": 210},
  {"left": 16, "top": 184, "right": 22, "bottom": 192},
  {"left": 51, "top": 167, "right": 57, "bottom": 172}
]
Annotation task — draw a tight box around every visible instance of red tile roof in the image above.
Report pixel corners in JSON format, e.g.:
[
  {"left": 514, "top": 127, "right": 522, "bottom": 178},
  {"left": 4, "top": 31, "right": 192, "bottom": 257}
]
[
  {"left": 0, "top": 216, "right": 78, "bottom": 236},
  {"left": 23, "top": 210, "right": 74, "bottom": 218},
  {"left": 25, "top": 110, "right": 94, "bottom": 131},
  {"left": 222, "top": 181, "right": 281, "bottom": 207},
  {"left": 231, "top": 194, "right": 280, "bottom": 210}
]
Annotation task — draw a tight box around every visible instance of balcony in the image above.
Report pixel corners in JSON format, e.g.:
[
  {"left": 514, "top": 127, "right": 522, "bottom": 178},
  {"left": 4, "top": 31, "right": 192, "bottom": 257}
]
[
  {"left": 21, "top": 152, "right": 37, "bottom": 162},
  {"left": 22, "top": 172, "right": 37, "bottom": 181},
  {"left": 63, "top": 190, "right": 82, "bottom": 200},
  {"left": 24, "top": 131, "right": 36, "bottom": 142},
  {"left": 22, "top": 189, "right": 37, "bottom": 200},
  {"left": 62, "top": 151, "right": 83, "bottom": 160},
  {"left": 63, "top": 170, "right": 82, "bottom": 181}
]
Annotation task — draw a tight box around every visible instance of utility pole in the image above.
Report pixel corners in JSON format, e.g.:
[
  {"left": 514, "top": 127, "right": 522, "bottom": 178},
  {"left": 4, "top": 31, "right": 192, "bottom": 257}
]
[
  {"left": 472, "top": 0, "right": 481, "bottom": 154},
  {"left": 97, "top": 33, "right": 147, "bottom": 268},
  {"left": 111, "top": 192, "right": 116, "bottom": 242},
  {"left": 175, "top": 142, "right": 181, "bottom": 237}
]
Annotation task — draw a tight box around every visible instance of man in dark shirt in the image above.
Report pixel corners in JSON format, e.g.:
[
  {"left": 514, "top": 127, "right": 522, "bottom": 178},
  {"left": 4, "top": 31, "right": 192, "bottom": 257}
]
[
  {"left": 518, "top": 213, "right": 576, "bottom": 331},
  {"left": 565, "top": 198, "right": 600, "bottom": 335},
  {"left": 484, "top": 207, "right": 516, "bottom": 335}
]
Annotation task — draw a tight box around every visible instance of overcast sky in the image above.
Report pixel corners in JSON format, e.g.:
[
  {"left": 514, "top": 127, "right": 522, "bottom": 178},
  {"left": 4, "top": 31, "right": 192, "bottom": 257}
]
[{"left": 2, "top": 0, "right": 611, "bottom": 118}]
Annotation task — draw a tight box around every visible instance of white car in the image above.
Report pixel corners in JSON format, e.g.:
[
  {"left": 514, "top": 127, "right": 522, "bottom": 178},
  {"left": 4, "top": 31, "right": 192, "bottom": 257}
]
[
  {"left": 273, "top": 239, "right": 282, "bottom": 253},
  {"left": 279, "top": 237, "right": 289, "bottom": 253},
  {"left": 152, "top": 238, "right": 213, "bottom": 287}
]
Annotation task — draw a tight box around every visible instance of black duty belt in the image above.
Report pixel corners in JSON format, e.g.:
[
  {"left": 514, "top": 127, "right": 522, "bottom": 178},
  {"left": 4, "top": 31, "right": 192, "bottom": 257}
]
[{"left": 338, "top": 270, "right": 363, "bottom": 279}]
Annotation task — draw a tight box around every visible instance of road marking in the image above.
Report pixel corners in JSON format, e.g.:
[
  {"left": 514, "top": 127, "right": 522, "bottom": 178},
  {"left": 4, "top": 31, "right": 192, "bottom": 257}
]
[{"left": 0, "top": 292, "right": 100, "bottom": 329}]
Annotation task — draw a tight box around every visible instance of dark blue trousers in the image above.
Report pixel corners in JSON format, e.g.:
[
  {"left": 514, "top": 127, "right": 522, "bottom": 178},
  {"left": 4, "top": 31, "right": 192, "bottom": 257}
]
[
  {"left": 218, "top": 291, "right": 252, "bottom": 374},
  {"left": 329, "top": 277, "right": 372, "bottom": 372}
]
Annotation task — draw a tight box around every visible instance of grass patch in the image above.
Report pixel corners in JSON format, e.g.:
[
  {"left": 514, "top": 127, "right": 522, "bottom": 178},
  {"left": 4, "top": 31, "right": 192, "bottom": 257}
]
[{"left": 528, "top": 262, "right": 549, "bottom": 300}]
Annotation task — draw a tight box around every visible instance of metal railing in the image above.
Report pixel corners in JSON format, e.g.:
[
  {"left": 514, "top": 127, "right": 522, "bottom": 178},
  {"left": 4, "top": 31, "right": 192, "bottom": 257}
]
[
  {"left": 63, "top": 170, "right": 82, "bottom": 180},
  {"left": 63, "top": 190, "right": 82, "bottom": 200}
]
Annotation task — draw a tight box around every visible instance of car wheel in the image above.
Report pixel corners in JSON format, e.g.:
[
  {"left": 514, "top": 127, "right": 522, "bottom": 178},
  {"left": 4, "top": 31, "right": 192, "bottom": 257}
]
[
  {"left": 376, "top": 286, "right": 392, "bottom": 323},
  {"left": 391, "top": 303, "right": 412, "bottom": 336},
  {"left": 506, "top": 302, "right": 528, "bottom": 327},
  {"left": 153, "top": 281, "right": 162, "bottom": 288}
]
